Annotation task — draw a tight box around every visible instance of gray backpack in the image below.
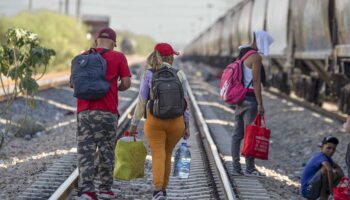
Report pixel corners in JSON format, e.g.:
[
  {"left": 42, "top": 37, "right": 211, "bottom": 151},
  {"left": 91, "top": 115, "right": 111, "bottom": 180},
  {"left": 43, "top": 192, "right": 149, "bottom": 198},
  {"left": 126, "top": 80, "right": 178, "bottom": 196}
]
[
  {"left": 70, "top": 48, "right": 110, "bottom": 100},
  {"left": 148, "top": 66, "right": 186, "bottom": 119}
]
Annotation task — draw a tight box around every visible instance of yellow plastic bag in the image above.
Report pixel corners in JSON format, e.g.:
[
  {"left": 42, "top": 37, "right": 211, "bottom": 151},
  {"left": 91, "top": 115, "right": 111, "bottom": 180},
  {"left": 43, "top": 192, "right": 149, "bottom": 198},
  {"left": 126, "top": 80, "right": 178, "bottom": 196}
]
[{"left": 113, "top": 135, "right": 147, "bottom": 180}]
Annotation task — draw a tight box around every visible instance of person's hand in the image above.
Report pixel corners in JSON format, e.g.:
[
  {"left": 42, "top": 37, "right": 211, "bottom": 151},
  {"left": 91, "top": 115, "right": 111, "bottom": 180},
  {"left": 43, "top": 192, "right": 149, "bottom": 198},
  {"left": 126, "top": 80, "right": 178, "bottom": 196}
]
[
  {"left": 129, "top": 125, "right": 138, "bottom": 136},
  {"left": 183, "top": 124, "right": 190, "bottom": 140},
  {"left": 258, "top": 104, "right": 265, "bottom": 115}
]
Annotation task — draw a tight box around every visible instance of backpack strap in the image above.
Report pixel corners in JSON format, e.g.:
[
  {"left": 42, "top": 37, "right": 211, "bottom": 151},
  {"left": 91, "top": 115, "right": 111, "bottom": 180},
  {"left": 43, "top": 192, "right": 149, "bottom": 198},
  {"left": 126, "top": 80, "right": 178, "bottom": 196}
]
[
  {"left": 240, "top": 50, "right": 257, "bottom": 89},
  {"left": 240, "top": 49, "right": 257, "bottom": 61},
  {"left": 88, "top": 48, "right": 110, "bottom": 54},
  {"left": 99, "top": 48, "right": 110, "bottom": 55}
]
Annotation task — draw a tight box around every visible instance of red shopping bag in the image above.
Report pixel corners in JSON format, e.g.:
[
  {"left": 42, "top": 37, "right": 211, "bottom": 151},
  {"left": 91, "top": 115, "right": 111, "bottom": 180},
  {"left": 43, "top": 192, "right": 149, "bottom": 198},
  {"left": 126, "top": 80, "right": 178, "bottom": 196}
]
[
  {"left": 241, "top": 114, "right": 271, "bottom": 160},
  {"left": 333, "top": 176, "right": 350, "bottom": 200}
]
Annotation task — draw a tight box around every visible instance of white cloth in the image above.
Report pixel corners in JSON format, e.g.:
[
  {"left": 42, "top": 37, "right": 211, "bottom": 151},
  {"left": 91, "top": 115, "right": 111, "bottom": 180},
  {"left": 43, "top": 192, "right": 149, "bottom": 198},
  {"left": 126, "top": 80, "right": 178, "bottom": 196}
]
[
  {"left": 254, "top": 30, "right": 274, "bottom": 56},
  {"left": 238, "top": 30, "right": 274, "bottom": 56},
  {"left": 243, "top": 63, "right": 253, "bottom": 88}
]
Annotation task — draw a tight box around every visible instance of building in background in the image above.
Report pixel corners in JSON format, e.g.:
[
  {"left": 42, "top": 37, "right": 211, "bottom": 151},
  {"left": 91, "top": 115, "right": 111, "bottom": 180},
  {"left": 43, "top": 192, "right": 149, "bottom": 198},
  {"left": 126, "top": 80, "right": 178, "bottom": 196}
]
[{"left": 82, "top": 15, "right": 109, "bottom": 40}]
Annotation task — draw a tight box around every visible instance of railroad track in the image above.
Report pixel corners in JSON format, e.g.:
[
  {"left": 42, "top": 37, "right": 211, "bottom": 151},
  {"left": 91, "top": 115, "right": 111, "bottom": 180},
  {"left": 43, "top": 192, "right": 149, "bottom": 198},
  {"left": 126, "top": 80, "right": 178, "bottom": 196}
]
[
  {"left": 13, "top": 68, "right": 296, "bottom": 200},
  {"left": 0, "top": 72, "right": 70, "bottom": 101},
  {"left": 266, "top": 87, "right": 347, "bottom": 123},
  {"left": 15, "top": 76, "right": 240, "bottom": 200}
]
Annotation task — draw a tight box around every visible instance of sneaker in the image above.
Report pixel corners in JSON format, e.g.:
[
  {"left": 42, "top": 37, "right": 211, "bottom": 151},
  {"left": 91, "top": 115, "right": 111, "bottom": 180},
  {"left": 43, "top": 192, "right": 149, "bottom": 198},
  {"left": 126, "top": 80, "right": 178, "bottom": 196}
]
[
  {"left": 77, "top": 192, "right": 98, "bottom": 200},
  {"left": 162, "top": 189, "right": 167, "bottom": 197},
  {"left": 245, "top": 169, "right": 265, "bottom": 177},
  {"left": 98, "top": 191, "right": 117, "bottom": 199},
  {"left": 232, "top": 169, "right": 244, "bottom": 176},
  {"left": 152, "top": 190, "right": 166, "bottom": 200}
]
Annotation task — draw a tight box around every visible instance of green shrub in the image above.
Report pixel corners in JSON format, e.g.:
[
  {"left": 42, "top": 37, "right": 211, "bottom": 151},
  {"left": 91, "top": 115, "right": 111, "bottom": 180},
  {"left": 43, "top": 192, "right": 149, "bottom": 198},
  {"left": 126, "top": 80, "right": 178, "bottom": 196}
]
[{"left": 0, "top": 10, "right": 90, "bottom": 72}]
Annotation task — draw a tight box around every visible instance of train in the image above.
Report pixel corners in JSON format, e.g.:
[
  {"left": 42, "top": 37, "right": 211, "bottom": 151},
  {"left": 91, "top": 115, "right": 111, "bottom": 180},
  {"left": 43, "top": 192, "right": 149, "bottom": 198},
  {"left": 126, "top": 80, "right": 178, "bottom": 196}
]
[{"left": 182, "top": 0, "right": 350, "bottom": 114}]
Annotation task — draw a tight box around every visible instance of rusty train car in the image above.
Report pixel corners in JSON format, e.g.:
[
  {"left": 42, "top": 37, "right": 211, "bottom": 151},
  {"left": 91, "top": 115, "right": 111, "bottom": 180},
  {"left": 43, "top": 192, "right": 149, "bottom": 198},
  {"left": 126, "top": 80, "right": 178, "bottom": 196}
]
[{"left": 183, "top": 0, "right": 350, "bottom": 114}]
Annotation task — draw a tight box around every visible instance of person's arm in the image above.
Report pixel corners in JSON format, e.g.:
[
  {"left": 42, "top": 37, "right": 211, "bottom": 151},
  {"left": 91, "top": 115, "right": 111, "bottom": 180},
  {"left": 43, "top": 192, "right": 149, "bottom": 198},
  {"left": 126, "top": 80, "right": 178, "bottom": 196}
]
[
  {"left": 344, "top": 115, "right": 350, "bottom": 133},
  {"left": 69, "top": 75, "right": 74, "bottom": 88},
  {"left": 251, "top": 55, "right": 264, "bottom": 115},
  {"left": 118, "top": 77, "right": 131, "bottom": 91},
  {"left": 118, "top": 53, "right": 131, "bottom": 91},
  {"left": 178, "top": 70, "right": 190, "bottom": 139},
  {"left": 322, "top": 161, "right": 334, "bottom": 194},
  {"left": 129, "top": 70, "right": 152, "bottom": 135}
]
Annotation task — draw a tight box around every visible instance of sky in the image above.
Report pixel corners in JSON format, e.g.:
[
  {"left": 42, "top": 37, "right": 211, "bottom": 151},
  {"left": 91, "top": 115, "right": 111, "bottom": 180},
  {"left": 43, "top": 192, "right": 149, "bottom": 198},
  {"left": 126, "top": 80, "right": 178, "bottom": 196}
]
[{"left": 0, "top": 0, "right": 240, "bottom": 49}]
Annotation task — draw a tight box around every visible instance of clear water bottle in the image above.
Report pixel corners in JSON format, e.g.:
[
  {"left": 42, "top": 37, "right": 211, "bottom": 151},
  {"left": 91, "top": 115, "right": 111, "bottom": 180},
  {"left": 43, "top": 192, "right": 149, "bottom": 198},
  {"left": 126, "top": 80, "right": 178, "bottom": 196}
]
[{"left": 173, "top": 142, "right": 191, "bottom": 178}]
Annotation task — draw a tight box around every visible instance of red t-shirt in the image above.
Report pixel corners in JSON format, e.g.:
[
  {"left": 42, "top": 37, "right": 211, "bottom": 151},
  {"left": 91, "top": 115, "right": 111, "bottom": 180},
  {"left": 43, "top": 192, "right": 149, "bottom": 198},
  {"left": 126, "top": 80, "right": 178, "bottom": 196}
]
[{"left": 77, "top": 48, "right": 131, "bottom": 114}]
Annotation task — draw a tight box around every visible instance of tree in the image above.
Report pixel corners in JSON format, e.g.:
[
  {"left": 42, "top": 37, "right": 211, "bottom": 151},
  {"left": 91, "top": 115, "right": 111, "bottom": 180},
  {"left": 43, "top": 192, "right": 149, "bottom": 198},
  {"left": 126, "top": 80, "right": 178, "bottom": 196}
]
[{"left": 0, "top": 28, "right": 55, "bottom": 149}]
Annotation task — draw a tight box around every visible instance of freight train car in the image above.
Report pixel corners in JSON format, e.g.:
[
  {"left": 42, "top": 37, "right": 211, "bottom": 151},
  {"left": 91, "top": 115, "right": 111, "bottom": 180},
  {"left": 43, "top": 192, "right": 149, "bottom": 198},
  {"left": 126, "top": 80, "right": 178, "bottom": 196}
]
[{"left": 182, "top": 0, "right": 350, "bottom": 114}]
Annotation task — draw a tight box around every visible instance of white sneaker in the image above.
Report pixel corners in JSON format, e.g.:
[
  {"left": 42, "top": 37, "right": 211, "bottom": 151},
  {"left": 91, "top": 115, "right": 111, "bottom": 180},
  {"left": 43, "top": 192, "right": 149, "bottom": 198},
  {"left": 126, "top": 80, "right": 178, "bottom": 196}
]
[{"left": 152, "top": 190, "right": 166, "bottom": 200}]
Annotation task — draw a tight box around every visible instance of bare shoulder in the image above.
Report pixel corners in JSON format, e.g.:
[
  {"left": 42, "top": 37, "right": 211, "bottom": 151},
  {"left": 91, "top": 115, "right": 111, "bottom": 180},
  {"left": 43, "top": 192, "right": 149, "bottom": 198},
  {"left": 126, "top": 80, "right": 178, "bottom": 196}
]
[
  {"left": 245, "top": 53, "right": 262, "bottom": 67},
  {"left": 246, "top": 53, "right": 262, "bottom": 62}
]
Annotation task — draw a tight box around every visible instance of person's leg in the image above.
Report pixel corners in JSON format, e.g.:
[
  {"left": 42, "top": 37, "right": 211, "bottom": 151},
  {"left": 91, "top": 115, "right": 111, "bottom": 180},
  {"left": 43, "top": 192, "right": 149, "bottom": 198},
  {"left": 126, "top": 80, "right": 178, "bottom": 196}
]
[
  {"left": 77, "top": 111, "right": 97, "bottom": 194},
  {"left": 231, "top": 105, "right": 244, "bottom": 174},
  {"left": 242, "top": 103, "right": 258, "bottom": 173},
  {"left": 320, "top": 166, "right": 330, "bottom": 200},
  {"left": 96, "top": 111, "right": 118, "bottom": 193},
  {"left": 163, "top": 116, "right": 185, "bottom": 189},
  {"left": 305, "top": 170, "right": 323, "bottom": 200},
  {"left": 144, "top": 114, "right": 167, "bottom": 191}
]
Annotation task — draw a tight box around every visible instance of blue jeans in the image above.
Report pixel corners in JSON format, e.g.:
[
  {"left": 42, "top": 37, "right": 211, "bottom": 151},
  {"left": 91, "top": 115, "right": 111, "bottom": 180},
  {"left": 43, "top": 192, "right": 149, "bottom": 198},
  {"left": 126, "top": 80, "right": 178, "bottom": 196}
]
[
  {"left": 302, "top": 170, "right": 322, "bottom": 200},
  {"left": 231, "top": 96, "right": 257, "bottom": 172}
]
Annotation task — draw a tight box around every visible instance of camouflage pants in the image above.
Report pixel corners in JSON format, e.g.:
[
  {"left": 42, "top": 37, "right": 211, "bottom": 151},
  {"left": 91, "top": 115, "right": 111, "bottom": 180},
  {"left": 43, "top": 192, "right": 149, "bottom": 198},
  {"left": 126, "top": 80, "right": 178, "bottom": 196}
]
[{"left": 77, "top": 110, "right": 118, "bottom": 194}]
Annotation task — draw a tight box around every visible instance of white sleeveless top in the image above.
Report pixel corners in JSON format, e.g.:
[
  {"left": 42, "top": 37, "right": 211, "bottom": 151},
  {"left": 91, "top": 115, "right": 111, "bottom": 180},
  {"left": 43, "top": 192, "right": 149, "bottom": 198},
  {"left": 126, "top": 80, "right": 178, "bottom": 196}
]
[{"left": 243, "top": 62, "right": 253, "bottom": 88}]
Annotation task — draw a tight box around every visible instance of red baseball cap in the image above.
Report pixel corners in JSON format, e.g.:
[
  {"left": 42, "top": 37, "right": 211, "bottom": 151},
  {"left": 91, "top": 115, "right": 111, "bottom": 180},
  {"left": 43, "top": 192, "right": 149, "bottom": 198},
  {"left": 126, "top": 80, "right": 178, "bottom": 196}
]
[
  {"left": 97, "top": 27, "right": 116, "bottom": 42},
  {"left": 154, "top": 43, "right": 179, "bottom": 56}
]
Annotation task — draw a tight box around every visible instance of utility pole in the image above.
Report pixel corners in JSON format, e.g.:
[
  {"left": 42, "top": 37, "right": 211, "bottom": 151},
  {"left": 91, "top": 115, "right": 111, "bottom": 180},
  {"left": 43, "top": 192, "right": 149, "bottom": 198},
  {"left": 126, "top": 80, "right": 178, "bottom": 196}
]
[
  {"left": 207, "top": 3, "right": 213, "bottom": 24},
  {"left": 59, "top": 0, "right": 63, "bottom": 13},
  {"left": 28, "top": 0, "right": 32, "bottom": 11},
  {"left": 65, "top": 0, "right": 69, "bottom": 15},
  {"left": 76, "top": 0, "right": 81, "bottom": 19}
]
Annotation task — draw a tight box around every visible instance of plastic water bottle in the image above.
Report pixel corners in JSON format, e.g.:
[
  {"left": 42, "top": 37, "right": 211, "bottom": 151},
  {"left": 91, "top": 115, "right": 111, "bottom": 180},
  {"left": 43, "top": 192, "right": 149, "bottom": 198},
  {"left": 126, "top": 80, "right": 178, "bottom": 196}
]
[{"left": 173, "top": 142, "right": 191, "bottom": 178}]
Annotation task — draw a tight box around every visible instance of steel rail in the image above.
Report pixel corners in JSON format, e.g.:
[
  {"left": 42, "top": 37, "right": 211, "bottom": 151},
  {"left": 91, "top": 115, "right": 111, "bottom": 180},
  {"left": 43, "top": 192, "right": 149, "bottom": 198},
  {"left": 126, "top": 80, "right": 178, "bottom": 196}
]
[
  {"left": 0, "top": 75, "right": 70, "bottom": 101},
  {"left": 48, "top": 98, "right": 138, "bottom": 200},
  {"left": 266, "top": 88, "right": 346, "bottom": 123},
  {"left": 186, "top": 80, "right": 236, "bottom": 200}
]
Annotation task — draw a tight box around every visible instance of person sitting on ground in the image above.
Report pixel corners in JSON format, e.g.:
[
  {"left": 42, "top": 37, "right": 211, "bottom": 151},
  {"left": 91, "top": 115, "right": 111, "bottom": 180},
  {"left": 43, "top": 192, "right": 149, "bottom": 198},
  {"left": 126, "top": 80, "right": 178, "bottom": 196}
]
[{"left": 301, "top": 136, "right": 344, "bottom": 200}]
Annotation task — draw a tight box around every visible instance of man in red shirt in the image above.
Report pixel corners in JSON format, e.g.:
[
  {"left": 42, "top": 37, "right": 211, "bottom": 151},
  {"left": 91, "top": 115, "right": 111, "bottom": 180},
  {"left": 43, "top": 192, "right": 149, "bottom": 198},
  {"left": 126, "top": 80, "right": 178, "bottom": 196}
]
[{"left": 75, "top": 27, "right": 131, "bottom": 200}]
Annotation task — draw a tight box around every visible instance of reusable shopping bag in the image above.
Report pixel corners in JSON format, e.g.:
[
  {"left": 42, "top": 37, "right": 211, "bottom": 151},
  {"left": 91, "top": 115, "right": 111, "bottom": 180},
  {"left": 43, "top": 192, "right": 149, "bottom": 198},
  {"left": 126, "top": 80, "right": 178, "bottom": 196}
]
[
  {"left": 241, "top": 114, "right": 271, "bottom": 160},
  {"left": 113, "top": 131, "right": 147, "bottom": 181},
  {"left": 333, "top": 176, "right": 350, "bottom": 200}
]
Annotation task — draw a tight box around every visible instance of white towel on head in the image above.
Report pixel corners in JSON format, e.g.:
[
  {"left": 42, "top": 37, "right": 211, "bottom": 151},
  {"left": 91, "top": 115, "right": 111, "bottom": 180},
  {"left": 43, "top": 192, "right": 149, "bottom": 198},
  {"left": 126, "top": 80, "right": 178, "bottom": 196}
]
[{"left": 254, "top": 30, "right": 274, "bottom": 56}]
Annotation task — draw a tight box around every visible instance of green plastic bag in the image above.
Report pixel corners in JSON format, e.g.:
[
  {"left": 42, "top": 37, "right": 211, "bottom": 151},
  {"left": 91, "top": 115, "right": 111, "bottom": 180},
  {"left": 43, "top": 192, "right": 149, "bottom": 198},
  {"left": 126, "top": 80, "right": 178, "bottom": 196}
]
[{"left": 113, "top": 135, "right": 147, "bottom": 180}]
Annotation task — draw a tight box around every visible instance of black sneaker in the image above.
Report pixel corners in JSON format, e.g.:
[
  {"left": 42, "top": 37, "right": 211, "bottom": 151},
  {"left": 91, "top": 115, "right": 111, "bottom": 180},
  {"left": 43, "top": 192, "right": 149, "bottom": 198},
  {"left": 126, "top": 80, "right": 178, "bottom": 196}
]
[
  {"left": 152, "top": 190, "right": 166, "bottom": 200},
  {"left": 245, "top": 169, "right": 265, "bottom": 177}
]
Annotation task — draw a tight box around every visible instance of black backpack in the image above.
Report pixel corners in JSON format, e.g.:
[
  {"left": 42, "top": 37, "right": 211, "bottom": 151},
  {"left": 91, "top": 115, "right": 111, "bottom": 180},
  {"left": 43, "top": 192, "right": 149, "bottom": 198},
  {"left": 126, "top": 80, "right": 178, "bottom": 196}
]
[
  {"left": 70, "top": 48, "right": 110, "bottom": 100},
  {"left": 148, "top": 66, "right": 186, "bottom": 119}
]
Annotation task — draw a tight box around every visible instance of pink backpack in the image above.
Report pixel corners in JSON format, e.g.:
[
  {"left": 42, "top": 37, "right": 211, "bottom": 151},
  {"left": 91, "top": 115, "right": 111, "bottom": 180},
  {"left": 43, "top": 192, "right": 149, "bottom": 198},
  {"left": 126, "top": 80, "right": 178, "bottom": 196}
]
[{"left": 219, "top": 50, "right": 257, "bottom": 105}]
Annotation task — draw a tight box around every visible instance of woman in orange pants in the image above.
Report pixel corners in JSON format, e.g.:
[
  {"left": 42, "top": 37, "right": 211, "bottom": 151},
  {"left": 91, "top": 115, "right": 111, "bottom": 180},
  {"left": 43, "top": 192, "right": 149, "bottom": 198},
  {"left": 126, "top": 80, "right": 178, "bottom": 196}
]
[{"left": 129, "top": 43, "right": 190, "bottom": 200}]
